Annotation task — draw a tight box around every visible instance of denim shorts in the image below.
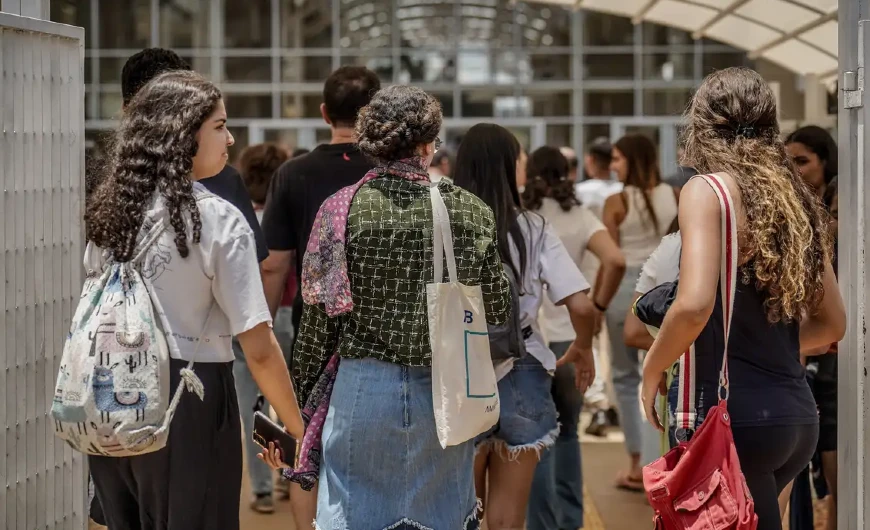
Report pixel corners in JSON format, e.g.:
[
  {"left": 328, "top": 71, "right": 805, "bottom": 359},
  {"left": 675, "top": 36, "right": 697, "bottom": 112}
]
[
  {"left": 476, "top": 354, "right": 559, "bottom": 459},
  {"left": 316, "top": 357, "right": 480, "bottom": 530}
]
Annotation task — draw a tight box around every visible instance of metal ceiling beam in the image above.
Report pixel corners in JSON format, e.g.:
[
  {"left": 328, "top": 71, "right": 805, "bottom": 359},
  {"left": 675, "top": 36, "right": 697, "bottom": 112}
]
[
  {"left": 691, "top": 0, "right": 750, "bottom": 40},
  {"left": 748, "top": 11, "right": 838, "bottom": 58},
  {"left": 631, "top": 0, "right": 658, "bottom": 24}
]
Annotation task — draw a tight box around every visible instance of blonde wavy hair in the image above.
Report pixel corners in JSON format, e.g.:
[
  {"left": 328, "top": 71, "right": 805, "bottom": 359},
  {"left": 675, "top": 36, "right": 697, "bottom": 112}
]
[{"left": 682, "top": 67, "right": 831, "bottom": 323}]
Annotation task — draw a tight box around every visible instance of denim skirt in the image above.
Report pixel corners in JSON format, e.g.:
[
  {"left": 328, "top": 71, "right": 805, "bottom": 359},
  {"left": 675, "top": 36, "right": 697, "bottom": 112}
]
[{"left": 316, "top": 357, "right": 480, "bottom": 530}]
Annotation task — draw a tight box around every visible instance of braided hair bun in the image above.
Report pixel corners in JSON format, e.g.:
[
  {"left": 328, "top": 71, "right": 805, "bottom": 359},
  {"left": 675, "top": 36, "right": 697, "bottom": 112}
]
[{"left": 355, "top": 86, "right": 442, "bottom": 165}]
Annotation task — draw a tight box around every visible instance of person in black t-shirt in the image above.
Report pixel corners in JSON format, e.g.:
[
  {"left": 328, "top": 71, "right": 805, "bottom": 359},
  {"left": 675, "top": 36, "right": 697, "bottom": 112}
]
[
  {"left": 258, "top": 65, "right": 379, "bottom": 528},
  {"left": 260, "top": 66, "right": 380, "bottom": 350}
]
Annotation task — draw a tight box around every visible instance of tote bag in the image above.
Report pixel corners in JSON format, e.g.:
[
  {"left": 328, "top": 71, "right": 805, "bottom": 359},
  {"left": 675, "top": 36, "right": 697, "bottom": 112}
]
[
  {"left": 642, "top": 174, "right": 757, "bottom": 530},
  {"left": 427, "top": 184, "right": 500, "bottom": 448}
]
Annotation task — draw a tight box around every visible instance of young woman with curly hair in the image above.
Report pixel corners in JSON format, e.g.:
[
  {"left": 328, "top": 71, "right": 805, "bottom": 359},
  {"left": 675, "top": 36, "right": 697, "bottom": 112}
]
[
  {"left": 261, "top": 86, "right": 511, "bottom": 529},
  {"left": 523, "top": 145, "right": 625, "bottom": 529},
  {"left": 85, "top": 71, "right": 305, "bottom": 529},
  {"left": 639, "top": 67, "right": 845, "bottom": 530}
]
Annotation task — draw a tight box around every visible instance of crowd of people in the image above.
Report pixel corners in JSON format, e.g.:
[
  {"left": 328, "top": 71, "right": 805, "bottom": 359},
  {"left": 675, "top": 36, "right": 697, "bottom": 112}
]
[{"left": 78, "top": 46, "right": 846, "bottom": 530}]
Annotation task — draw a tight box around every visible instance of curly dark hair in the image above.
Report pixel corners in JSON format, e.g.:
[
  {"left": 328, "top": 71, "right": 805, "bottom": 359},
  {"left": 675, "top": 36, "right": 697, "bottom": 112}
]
[
  {"left": 86, "top": 70, "right": 222, "bottom": 262},
  {"left": 683, "top": 67, "right": 831, "bottom": 323},
  {"left": 238, "top": 143, "right": 290, "bottom": 205},
  {"left": 523, "top": 146, "right": 579, "bottom": 212},
  {"left": 355, "top": 86, "right": 442, "bottom": 165}
]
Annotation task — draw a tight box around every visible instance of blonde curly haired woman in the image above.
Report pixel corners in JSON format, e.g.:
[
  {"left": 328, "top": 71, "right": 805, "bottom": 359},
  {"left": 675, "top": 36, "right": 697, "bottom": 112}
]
[{"left": 639, "top": 67, "right": 845, "bottom": 530}]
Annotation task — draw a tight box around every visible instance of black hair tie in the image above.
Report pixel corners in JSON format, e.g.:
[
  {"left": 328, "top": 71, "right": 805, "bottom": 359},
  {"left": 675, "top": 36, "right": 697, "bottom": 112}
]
[{"left": 735, "top": 124, "right": 757, "bottom": 139}]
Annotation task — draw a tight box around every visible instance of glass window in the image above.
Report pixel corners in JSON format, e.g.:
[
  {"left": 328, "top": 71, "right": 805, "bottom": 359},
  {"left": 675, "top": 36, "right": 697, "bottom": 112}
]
[
  {"left": 641, "top": 53, "right": 694, "bottom": 81},
  {"left": 643, "top": 89, "right": 694, "bottom": 116},
  {"left": 524, "top": 91, "right": 572, "bottom": 117},
  {"left": 583, "top": 124, "right": 611, "bottom": 147},
  {"left": 99, "top": 0, "right": 150, "bottom": 49},
  {"left": 179, "top": 56, "right": 212, "bottom": 77},
  {"left": 397, "top": 2, "right": 455, "bottom": 48},
  {"left": 228, "top": 128, "right": 248, "bottom": 163},
  {"left": 282, "top": 56, "right": 334, "bottom": 83},
  {"left": 281, "top": 94, "right": 327, "bottom": 119},
  {"left": 584, "top": 12, "right": 633, "bottom": 46},
  {"left": 281, "top": 0, "right": 333, "bottom": 48},
  {"left": 622, "top": 125, "right": 660, "bottom": 147},
  {"left": 517, "top": 3, "right": 571, "bottom": 48},
  {"left": 397, "top": 51, "right": 457, "bottom": 83},
  {"left": 459, "top": 1, "right": 515, "bottom": 48},
  {"left": 431, "top": 92, "right": 455, "bottom": 118},
  {"left": 461, "top": 88, "right": 514, "bottom": 118},
  {"left": 99, "top": 58, "right": 126, "bottom": 85},
  {"left": 457, "top": 49, "right": 518, "bottom": 85},
  {"left": 51, "top": 0, "right": 93, "bottom": 48},
  {"left": 584, "top": 54, "right": 634, "bottom": 79},
  {"left": 101, "top": 56, "right": 210, "bottom": 83},
  {"left": 99, "top": 93, "right": 123, "bottom": 119},
  {"left": 641, "top": 22, "right": 692, "bottom": 47},
  {"left": 224, "top": 57, "right": 272, "bottom": 83},
  {"left": 702, "top": 52, "right": 750, "bottom": 75},
  {"left": 265, "top": 129, "right": 299, "bottom": 150},
  {"left": 85, "top": 58, "right": 94, "bottom": 84},
  {"left": 585, "top": 91, "right": 634, "bottom": 116},
  {"left": 160, "top": 0, "right": 210, "bottom": 48},
  {"left": 340, "top": 55, "right": 395, "bottom": 83},
  {"left": 518, "top": 54, "right": 572, "bottom": 82},
  {"left": 546, "top": 125, "right": 573, "bottom": 149},
  {"left": 225, "top": 94, "right": 273, "bottom": 119},
  {"left": 341, "top": 0, "right": 393, "bottom": 49},
  {"left": 224, "top": 0, "right": 271, "bottom": 48}
]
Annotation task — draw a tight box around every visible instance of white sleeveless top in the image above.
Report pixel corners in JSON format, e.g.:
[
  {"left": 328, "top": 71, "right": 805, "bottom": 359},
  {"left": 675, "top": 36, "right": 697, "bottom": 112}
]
[{"left": 619, "top": 184, "right": 678, "bottom": 267}]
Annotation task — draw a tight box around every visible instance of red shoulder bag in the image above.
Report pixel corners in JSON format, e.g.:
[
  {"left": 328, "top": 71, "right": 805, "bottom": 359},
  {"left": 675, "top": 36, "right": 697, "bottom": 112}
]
[{"left": 642, "top": 174, "right": 758, "bottom": 530}]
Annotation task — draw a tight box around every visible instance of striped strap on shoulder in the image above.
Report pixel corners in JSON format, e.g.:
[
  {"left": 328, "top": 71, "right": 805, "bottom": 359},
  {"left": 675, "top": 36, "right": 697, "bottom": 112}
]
[{"left": 673, "top": 174, "right": 738, "bottom": 439}]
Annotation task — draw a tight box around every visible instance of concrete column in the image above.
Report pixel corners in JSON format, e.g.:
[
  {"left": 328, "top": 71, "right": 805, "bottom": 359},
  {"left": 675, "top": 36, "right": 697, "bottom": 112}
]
[{"left": 0, "top": 0, "right": 49, "bottom": 19}]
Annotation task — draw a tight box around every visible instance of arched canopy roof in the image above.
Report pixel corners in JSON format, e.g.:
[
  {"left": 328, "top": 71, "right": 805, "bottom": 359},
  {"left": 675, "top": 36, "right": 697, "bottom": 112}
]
[{"left": 560, "top": 0, "right": 837, "bottom": 84}]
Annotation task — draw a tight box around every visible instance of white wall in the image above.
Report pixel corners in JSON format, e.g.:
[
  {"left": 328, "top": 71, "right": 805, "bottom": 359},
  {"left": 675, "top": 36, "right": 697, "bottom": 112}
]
[{"left": 0, "top": 8, "right": 87, "bottom": 529}]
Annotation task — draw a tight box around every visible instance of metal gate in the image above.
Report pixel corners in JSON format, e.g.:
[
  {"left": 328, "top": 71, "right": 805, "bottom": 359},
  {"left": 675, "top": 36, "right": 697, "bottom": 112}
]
[
  {"left": 839, "top": 1, "right": 869, "bottom": 528},
  {"left": 0, "top": 8, "right": 87, "bottom": 530}
]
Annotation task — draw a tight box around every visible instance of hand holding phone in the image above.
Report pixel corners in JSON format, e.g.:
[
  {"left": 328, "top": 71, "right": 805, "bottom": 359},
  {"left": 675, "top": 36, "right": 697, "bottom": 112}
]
[{"left": 253, "top": 411, "right": 299, "bottom": 469}]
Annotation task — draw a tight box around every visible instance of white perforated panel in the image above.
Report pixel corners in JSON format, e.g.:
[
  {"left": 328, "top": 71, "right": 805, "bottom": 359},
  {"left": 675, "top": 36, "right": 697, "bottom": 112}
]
[{"left": 0, "top": 12, "right": 86, "bottom": 530}]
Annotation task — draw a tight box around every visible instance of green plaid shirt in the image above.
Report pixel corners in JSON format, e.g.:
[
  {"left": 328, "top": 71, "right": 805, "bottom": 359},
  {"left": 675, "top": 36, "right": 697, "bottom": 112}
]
[{"left": 293, "top": 177, "right": 511, "bottom": 404}]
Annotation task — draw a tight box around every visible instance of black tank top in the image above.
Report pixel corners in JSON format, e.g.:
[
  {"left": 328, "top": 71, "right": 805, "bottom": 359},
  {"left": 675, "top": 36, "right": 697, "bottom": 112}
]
[{"left": 694, "top": 266, "right": 818, "bottom": 427}]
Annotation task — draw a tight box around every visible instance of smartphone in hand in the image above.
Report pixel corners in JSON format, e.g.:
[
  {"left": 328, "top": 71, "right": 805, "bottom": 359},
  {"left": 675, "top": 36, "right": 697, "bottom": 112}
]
[{"left": 253, "top": 411, "right": 298, "bottom": 468}]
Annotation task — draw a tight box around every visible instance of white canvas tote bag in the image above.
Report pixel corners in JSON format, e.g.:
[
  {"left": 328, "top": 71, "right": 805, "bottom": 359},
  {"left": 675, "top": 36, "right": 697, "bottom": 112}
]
[{"left": 427, "top": 184, "right": 500, "bottom": 448}]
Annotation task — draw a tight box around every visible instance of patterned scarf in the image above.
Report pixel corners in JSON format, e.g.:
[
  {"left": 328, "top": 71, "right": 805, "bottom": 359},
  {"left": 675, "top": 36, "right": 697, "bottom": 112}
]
[{"left": 284, "top": 156, "right": 431, "bottom": 490}]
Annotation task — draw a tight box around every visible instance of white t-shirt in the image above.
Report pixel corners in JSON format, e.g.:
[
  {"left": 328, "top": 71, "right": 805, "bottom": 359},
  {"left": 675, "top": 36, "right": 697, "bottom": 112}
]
[
  {"left": 536, "top": 200, "right": 606, "bottom": 343},
  {"left": 84, "top": 182, "right": 272, "bottom": 363},
  {"left": 508, "top": 212, "right": 591, "bottom": 372},
  {"left": 635, "top": 232, "right": 682, "bottom": 294},
  {"left": 574, "top": 179, "right": 623, "bottom": 220}
]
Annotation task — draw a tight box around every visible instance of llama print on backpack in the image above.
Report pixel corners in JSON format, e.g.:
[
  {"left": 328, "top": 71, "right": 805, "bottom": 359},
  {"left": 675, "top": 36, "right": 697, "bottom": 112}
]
[
  {"left": 52, "top": 218, "right": 205, "bottom": 457},
  {"left": 93, "top": 365, "right": 148, "bottom": 423}
]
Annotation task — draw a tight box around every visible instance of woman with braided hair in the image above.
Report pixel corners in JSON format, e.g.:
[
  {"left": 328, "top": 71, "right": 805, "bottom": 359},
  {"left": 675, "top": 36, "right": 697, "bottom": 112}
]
[
  {"left": 85, "top": 70, "right": 304, "bottom": 529},
  {"left": 639, "top": 67, "right": 845, "bottom": 530},
  {"left": 261, "top": 85, "right": 512, "bottom": 529}
]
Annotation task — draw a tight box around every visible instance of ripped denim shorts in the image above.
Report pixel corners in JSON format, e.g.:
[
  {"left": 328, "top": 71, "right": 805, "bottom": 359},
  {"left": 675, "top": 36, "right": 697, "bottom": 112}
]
[{"left": 476, "top": 354, "right": 560, "bottom": 459}]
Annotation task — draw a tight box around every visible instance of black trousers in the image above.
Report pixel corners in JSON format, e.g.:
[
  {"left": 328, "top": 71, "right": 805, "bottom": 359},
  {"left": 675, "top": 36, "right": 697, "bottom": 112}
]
[
  {"left": 90, "top": 359, "right": 242, "bottom": 530},
  {"left": 732, "top": 423, "right": 819, "bottom": 530}
]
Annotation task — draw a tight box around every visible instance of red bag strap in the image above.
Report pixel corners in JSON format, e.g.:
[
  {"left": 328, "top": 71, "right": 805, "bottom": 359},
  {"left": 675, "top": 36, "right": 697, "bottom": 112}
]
[{"left": 674, "top": 174, "right": 738, "bottom": 438}]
